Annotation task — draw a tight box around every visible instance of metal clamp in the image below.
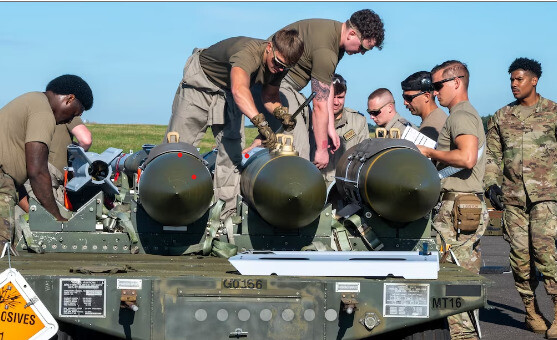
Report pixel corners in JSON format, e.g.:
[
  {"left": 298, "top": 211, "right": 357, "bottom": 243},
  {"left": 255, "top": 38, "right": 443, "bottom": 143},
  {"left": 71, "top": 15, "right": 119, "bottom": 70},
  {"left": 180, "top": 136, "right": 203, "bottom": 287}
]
[{"left": 120, "top": 289, "right": 139, "bottom": 311}]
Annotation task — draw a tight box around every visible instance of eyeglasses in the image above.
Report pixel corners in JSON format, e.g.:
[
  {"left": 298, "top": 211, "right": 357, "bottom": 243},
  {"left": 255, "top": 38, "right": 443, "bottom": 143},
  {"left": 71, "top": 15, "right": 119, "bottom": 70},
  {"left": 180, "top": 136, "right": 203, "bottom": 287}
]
[
  {"left": 367, "top": 101, "right": 393, "bottom": 116},
  {"left": 332, "top": 77, "right": 346, "bottom": 85},
  {"left": 432, "top": 75, "right": 465, "bottom": 91},
  {"left": 402, "top": 91, "right": 426, "bottom": 103},
  {"left": 271, "top": 45, "right": 291, "bottom": 70}
]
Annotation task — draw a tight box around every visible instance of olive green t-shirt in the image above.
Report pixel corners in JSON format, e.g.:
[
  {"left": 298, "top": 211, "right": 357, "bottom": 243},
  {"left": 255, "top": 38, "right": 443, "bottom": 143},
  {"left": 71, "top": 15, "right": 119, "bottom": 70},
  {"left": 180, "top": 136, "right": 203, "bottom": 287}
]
[
  {"left": 49, "top": 116, "right": 84, "bottom": 173},
  {"left": 199, "top": 37, "right": 287, "bottom": 91},
  {"left": 437, "top": 101, "right": 486, "bottom": 193},
  {"left": 275, "top": 19, "right": 343, "bottom": 90},
  {"left": 0, "top": 92, "right": 56, "bottom": 186}
]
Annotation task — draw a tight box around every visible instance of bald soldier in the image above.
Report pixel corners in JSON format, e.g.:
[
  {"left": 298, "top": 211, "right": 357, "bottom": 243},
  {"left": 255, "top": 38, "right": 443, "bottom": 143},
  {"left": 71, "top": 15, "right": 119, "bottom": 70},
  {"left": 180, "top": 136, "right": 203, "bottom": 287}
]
[
  {"left": 321, "top": 74, "right": 369, "bottom": 187},
  {"left": 164, "top": 30, "right": 304, "bottom": 218},
  {"left": 245, "top": 10, "right": 385, "bottom": 169},
  {"left": 367, "top": 88, "right": 415, "bottom": 137},
  {"left": 0, "top": 75, "right": 93, "bottom": 248},
  {"left": 401, "top": 71, "right": 448, "bottom": 141}
]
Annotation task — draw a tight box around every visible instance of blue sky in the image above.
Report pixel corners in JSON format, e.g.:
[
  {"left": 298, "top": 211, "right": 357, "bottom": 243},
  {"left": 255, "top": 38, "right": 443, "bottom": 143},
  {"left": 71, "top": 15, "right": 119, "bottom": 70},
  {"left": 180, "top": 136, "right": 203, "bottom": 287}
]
[{"left": 1, "top": 2, "right": 556, "bottom": 127}]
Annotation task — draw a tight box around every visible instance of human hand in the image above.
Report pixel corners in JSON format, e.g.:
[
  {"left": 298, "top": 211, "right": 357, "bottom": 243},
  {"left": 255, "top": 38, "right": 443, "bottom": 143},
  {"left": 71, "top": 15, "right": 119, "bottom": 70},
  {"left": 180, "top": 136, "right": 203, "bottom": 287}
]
[
  {"left": 242, "top": 137, "right": 262, "bottom": 154},
  {"left": 273, "top": 106, "right": 296, "bottom": 132},
  {"left": 328, "top": 129, "right": 340, "bottom": 153},
  {"left": 485, "top": 184, "right": 504, "bottom": 210},
  {"left": 313, "top": 148, "right": 329, "bottom": 169}
]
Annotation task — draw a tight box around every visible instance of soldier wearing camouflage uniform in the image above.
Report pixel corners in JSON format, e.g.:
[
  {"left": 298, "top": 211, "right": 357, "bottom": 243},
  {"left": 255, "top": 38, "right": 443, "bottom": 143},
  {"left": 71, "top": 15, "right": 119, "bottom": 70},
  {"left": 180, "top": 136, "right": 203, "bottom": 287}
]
[
  {"left": 164, "top": 30, "right": 304, "bottom": 219},
  {"left": 320, "top": 74, "right": 369, "bottom": 187},
  {"left": 418, "top": 60, "right": 488, "bottom": 340},
  {"left": 484, "top": 57, "right": 557, "bottom": 337},
  {"left": 0, "top": 75, "right": 93, "bottom": 249},
  {"left": 367, "top": 88, "right": 415, "bottom": 137}
]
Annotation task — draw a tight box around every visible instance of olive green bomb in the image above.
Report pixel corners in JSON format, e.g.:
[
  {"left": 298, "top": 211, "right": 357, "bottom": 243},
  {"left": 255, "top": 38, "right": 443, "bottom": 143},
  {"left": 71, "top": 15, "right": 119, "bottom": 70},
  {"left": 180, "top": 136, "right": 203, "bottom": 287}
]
[{"left": 138, "top": 143, "right": 213, "bottom": 226}]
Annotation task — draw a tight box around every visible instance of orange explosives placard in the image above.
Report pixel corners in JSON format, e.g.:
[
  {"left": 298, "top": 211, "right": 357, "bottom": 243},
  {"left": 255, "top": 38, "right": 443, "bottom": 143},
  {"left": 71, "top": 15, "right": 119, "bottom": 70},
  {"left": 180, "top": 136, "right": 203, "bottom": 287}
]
[
  {"left": 0, "top": 282, "right": 44, "bottom": 339},
  {"left": 0, "top": 268, "right": 58, "bottom": 340}
]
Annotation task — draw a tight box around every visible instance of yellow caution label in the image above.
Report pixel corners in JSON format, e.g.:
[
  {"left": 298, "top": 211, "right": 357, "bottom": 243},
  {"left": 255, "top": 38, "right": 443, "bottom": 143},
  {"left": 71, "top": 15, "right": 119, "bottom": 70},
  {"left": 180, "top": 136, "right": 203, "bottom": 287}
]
[{"left": 0, "top": 281, "right": 45, "bottom": 339}]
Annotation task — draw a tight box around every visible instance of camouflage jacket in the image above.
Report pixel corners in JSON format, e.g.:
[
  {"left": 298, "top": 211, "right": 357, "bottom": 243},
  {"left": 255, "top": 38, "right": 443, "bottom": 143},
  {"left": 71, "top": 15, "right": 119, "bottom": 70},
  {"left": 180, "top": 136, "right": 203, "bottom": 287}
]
[{"left": 484, "top": 95, "right": 557, "bottom": 206}]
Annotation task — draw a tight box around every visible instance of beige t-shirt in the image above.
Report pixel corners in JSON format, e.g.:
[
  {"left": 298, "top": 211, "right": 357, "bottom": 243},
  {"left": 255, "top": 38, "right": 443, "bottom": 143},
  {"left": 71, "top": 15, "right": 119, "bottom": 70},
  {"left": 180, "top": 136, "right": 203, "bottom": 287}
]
[
  {"left": 419, "top": 107, "right": 448, "bottom": 141},
  {"left": 0, "top": 92, "right": 56, "bottom": 186},
  {"left": 49, "top": 116, "right": 84, "bottom": 173},
  {"left": 275, "top": 19, "right": 343, "bottom": 90},
  {"left": 199, "top": 37, "right": 287, "bottom": 90},
  {"left": 437, "top": 101, "right": 486, "bottom": 193}
]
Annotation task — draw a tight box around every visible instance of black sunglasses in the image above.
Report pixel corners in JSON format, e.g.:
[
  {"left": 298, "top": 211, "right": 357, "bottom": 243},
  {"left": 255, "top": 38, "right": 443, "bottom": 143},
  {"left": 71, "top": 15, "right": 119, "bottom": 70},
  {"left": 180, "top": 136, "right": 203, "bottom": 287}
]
[
  {"left": 367, "top": 102, "right": 392, "bottom": 116},
  {"left": 402, "top": 91, "right": 426, "bottom": 103},
  {"left": 432, "top": 75, "right": 465, "bottom": 91},
  {"left": 271, "top": 45, "right": 291, "bottom": 70}
]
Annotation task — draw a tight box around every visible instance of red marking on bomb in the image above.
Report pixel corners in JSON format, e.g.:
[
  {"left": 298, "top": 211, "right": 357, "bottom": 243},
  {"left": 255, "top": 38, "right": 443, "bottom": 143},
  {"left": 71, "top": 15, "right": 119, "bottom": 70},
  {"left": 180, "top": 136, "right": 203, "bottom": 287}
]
[
  {"left": 192, "top": 175, "right": 197, "bottom": 180},
  {"left": 178, "top": 153, "right": 183, "bottom": 158},
  {"left": 244, "top": 154, "right": 249, "bottom": 159}
]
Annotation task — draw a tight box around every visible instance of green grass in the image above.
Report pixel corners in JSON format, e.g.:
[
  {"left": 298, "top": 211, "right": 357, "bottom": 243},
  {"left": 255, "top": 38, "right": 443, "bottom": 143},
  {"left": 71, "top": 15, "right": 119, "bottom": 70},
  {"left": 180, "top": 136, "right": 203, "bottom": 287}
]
[{"left": 86, "top": 123, "right": 259, "bottom": 154}]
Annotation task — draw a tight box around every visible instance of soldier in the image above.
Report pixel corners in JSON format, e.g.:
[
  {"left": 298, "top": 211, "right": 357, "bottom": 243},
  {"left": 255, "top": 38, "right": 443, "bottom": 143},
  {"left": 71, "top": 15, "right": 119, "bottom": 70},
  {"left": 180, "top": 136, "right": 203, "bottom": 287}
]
[
  {"left": 417, "top": 60, "right": 488, "bottom": 340},
  {"left": 320, "top": 73, "right": 369, "bottom": 187},
  {"left": 244, "top": 10, "right": 385, "bottom": 169},
  {"left": 401, "top": 71, "right": 448, "bottom": 141},
  {"left": 18, "top": 117, "right": 92, "bottom": 212},
  {"left": 484, "top": 57, "right": 557, "bottom": 337},
  {"left": 0, "top": 74, "right": 93, "bottom": 248},
  {"left": 164, "top": 30, "right": 304, "bottom": 218},
  {"left": 367, "top": 88, "right": 415, "bottom": 137}
]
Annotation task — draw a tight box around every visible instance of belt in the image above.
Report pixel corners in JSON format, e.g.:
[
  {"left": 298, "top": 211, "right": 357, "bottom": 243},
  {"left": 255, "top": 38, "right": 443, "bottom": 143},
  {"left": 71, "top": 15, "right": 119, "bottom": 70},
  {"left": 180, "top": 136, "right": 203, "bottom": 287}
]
[{"left": 441, "top": 192, "right": 484, "bottom": 202}]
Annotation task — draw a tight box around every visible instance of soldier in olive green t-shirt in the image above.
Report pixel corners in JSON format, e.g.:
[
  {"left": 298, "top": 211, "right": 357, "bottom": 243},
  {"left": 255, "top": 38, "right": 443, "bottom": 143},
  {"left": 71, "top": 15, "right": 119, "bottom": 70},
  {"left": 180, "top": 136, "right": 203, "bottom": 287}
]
[
  {"left": 164, "top": 30, "right": 304, "bottom": 219},
  {"left": 19, "top": 116, "right": 92, "bottom": 211},
  {"left": 245, "top": 10, "right": 385, "bottom": 170},
  {"left": 417, "top": 60, "right": 487, "bottom": 340},
  {"left": 0, "top": 75, "right": 93, "bottom": 247},
  {"left": 401, "top": 71, "right": 448, "bottom": 141}
]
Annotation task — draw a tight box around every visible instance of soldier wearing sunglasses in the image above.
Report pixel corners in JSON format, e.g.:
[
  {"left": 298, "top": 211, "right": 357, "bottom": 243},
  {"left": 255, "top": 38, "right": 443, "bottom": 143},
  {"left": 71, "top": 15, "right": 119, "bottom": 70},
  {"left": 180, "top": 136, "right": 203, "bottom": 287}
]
[
  {"left": 164, "top": 29, "right": 304, "bottom": 219},
  {"left": 416, "top": 60, "right": 487, "bottom": 340},
  {"left": 244, "top": 9, "right": 385, "bottom": 170},
  {"left": 367, "top": 88, "right": 414, "bottom": 136},
  {"left": 401, "top": 71, "right": 447, "bottom": 141}
]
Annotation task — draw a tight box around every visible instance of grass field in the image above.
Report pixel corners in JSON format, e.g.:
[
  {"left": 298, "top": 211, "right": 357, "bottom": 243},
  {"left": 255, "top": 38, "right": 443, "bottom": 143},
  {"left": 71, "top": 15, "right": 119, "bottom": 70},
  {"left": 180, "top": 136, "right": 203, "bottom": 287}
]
[{"left": 86, "top": 124, "right": 259, "bottom": 154}]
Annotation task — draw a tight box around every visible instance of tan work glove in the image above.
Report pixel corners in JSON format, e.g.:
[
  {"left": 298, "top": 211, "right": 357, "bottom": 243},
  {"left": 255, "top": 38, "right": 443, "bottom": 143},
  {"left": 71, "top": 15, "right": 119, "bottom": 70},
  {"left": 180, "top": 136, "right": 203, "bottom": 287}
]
[
  {"left": 272, "top": 106, "right": 296, "bottom": 132},
  {"left": 250, "top": 113, "right": 277, "bottom": 149}
]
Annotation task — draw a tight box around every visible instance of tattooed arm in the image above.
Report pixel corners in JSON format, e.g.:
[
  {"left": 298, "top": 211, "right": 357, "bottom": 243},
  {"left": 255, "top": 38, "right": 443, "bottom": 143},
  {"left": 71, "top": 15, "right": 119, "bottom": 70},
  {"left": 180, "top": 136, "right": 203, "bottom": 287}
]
[{"left": 311, "top": 78, "right": 337, "bottom": 169}]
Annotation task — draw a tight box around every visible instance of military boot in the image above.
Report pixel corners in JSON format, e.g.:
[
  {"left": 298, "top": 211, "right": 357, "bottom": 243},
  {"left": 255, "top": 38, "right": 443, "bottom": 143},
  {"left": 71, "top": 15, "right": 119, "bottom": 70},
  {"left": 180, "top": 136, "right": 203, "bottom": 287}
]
[
  {"left": 547, "top": 295, "right": 557, "bottom": 339},
  {"left": 522, "top": 295, "right": 548, "bottom": 334}
]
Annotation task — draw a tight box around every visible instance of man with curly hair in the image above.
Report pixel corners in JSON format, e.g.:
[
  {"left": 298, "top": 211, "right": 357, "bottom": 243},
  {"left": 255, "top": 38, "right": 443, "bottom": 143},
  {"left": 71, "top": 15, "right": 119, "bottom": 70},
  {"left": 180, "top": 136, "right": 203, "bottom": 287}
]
[
  {"left": 0, "top": 75, "right": 93, "bottom": 249},
  {"left": 484, "top": 57, "right": 557, "bottom": 337},
  {"left": 245, "top": 9, "right": 385, "bottom": 170}
]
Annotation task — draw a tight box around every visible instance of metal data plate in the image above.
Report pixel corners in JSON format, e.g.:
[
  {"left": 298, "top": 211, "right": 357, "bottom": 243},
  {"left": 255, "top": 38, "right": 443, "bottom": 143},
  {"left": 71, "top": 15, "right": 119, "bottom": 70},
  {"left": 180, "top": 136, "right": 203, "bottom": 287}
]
[
  {"left": 0, "top": 268, "right": 59, "bottom": 340},
  {"left": 229, "top": 251, "right": 439, "bottom": 279}
]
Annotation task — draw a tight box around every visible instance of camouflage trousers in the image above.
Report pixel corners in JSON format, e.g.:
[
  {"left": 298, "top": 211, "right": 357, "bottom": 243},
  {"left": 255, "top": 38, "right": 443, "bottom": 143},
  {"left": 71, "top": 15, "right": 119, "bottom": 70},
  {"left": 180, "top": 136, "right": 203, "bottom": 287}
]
[
  {"left": 23, "top": 162, "right": 65, "bottom": 204},
  {"left": 503, "top": 202, "right": 557, "bottom": 297},
  {"left": 0, "top": 172, "right": 18, "bottom": 246},
  {"left": 433, "top": 194, "right": 488, "bottom": 340}
]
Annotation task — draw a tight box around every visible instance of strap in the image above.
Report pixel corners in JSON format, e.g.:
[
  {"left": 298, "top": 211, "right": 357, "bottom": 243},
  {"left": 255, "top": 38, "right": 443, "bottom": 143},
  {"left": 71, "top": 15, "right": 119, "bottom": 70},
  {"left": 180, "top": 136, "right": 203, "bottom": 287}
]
[
  {"left": 18, "top": 215, "right": 43, "bottom": 254},
  {"left": 331, "top": 220, "right": 353, "bottom": 251},
  {"left": 343, "top": 214, "right": 384, "bottom": 250}
]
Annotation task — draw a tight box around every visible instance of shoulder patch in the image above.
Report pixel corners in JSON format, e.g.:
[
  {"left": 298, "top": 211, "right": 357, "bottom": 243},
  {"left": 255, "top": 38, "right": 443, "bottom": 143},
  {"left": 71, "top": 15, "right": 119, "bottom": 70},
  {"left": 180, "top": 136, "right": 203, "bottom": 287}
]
[{"left": 343, "top": 129, "right": 356, "bottom": 142}]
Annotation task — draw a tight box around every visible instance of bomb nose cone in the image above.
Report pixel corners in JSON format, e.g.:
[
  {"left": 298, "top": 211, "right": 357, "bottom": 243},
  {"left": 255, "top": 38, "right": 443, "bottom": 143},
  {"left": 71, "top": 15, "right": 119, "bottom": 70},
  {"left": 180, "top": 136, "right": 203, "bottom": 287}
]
[
  {"left": 364, "top": 148, "right": 440, "bottom": 222},
  {"left": 242, "top": 154, "right": 326, "bottom": 229},
  {"left": 139, "top": 152, "right": 213, "bottom": 226}
]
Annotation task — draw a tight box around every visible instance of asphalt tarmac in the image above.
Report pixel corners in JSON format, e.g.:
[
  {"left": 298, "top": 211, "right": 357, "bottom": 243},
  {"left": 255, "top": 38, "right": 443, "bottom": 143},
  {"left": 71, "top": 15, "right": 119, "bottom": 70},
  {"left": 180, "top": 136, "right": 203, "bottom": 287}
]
[{"left": 479, "top": 235, "right": 553, "bottom": 339}]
